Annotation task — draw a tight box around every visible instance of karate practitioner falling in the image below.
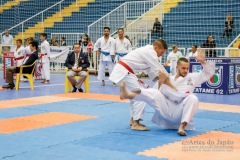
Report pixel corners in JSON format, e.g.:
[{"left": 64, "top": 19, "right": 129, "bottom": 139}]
[
  {"left": 119, "top": 49, "right": 215, "bottom": 136},
  {"left": 109, "top": 39, "right": 175, "bottom": 131}
]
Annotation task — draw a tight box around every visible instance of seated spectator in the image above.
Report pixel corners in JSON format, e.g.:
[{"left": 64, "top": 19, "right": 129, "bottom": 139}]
[
  {"left": 164, "top": 45, "right": 183, "bottom": 66},
  {"left": 201, "top": 35, "right": 216, "bottom": 57},
  {"left": 221, "top": 13, "right": 234, "bottom": 38},
  {"left": 60, "top": 37, "right": 67, "bottom": 46},
  {"left": 2, "top": 41, "right": 39, "bottom": 89},
  {"left": 186, "top": 45, "right": 198, "bottom": 59},
  {"left": 152, "top": 18, "right": 163, "bottom": 38},
  {"left": 65, "top": 43, "right": 90, "bottom": 92},
  {"left": 50, "top": 35, "right": 60, "bottom": 46},
  {"left": 82, "top": 34, "right": 89, "bottom": 53}
]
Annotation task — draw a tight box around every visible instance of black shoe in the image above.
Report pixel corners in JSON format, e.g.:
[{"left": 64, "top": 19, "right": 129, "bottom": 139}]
[
  {"left": 78, "top": 88, "right": 83, "bottom": 92},
  {"left": 72, "top": 86, "right": 77, "bottom": 92},
  {"left": 2, "top": 83, "right": 15, "bottom": 89}
]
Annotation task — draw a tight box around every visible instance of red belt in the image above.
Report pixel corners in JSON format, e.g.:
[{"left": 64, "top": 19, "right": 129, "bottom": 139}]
[
  {"left": 118, "top": 60, "right": 149, "bottom": 88},
  {"left": 118, "top": 61, "right": 134, "bottom": 74},
  {"left": 14, "top": 56, "right": 25, "bottom": 60}
]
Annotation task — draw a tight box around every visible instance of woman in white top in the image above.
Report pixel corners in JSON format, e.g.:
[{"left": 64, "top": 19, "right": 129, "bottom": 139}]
[{"left": 164, "top": 45, "right": 183, "bottom": 66}]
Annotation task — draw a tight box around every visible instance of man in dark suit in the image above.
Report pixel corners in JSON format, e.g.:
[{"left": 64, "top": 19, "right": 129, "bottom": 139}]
[
  {"left": 65, "top": 43, "right": 90, "bottom": 92},
  {"left": 2, "top": 41, "right": 39, "bottom": 89}
]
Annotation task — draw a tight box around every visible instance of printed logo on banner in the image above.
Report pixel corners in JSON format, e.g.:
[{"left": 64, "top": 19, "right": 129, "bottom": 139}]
[
  {"left": 34, "top": 61, "right": 42, "bottom": 79},
  {"left": 235, "top": 65, "right": 240, "bottom": 87},
  {"left": 6, "top": 58, "right": 11, "bottom": 68},
  {"left": 229, "top": 66, "right": 234, "bottom": 89},
  {"left": 192, "top": 65, "right": 202, "bottom": 73},
  {"left": 206, "top": 66, "right": 223, "bottom": 88}
]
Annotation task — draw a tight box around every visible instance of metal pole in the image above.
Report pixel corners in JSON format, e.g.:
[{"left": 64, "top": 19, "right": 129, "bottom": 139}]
[
  {"left": 22, "top": 23, "right": 24, "bottom": 39},
  {"left": 42, "top": 13, "right": 43, "bottom": 28},
  {"left": 60, "top": 2, "right": 62, "bottom": 16}
]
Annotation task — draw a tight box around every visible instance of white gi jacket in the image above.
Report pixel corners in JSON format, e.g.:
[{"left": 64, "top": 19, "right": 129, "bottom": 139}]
[
  {"left": 41, "top": 40, "right": 51, "bottom": 63},
  {"left": 14, "top": 46, "right": 25, "bottom": 67},
  {"left": 115, "top": 37, "right": 132, "bottom": 62},
  {"left": 109, "top": 45, "right": 166, "bottom": 83},
  {"left": 93, "top": 36, "right": 115, "bottom": 62}
]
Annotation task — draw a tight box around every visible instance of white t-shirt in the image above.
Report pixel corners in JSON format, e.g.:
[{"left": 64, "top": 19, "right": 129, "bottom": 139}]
[
  {"left": 186, "top": 51, "right": 198, "bottom": 59},
  {"left": 167, "top": 51, "right": 183, "bottom": 64},
  {"left": 2, "top": 35, "right": 14, "bottom": 45}
]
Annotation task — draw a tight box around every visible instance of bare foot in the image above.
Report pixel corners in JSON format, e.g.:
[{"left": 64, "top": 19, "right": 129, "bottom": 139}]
[
  {"left": 131, "top": 120, "right": 150, "bottom": 131},
  {"left": 178, "top": 122, "right": 187, "bottom": 136},
  {"left": 129, "top": 118, "right": 146, "bottom": 127},
  {"left": 120, "top": 82, "right": 128, "bottom": 100},
  {"left": 101, "top": 80, "right": 105, "bottom": 86}
]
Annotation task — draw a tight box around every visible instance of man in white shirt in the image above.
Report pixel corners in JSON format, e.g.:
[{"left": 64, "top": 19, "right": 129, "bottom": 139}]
[
  {"left": 1, "top": 29, "right": 13, "bottom": 45},
  {"left": 93, "top": 27, "right": 116, "bottom": 86},
  {"left": 109, "top": 39, "right": 174, "bottom": 131},
  {"left": 115, "top": 28, "right": 132, "bottom": 63},
  {"left": 119, "top": 49, "right": 215, "bottom": 136},
  {"left": 40, "top": 33, "right": 51, "bottom": 84},
  {"left": 186, "top": 45, "right": 198, "bottom": 59}
]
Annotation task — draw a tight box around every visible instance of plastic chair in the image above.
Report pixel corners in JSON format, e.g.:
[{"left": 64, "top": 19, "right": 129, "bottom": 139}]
[
  {"left": 64, "top": 68, "right": 90, "bottom": 93},
  {"left": 15, "top": 60, "right": 37, "bottom": 90}
]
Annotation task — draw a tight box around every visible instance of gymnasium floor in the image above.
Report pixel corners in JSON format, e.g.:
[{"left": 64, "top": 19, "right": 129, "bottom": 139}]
[{"left": 0, "top": 72, "right": 239, "bottom": 160}]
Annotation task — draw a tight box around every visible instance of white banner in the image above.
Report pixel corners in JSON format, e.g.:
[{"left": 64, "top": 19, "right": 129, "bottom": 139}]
[{"left": 50, "top": 46, "right": 69, "bottom": 63}]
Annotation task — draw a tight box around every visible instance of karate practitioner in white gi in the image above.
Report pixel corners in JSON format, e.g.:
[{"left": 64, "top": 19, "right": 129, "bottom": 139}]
[
  {"left": 109, "top": 39, "right": 174, "bottom": 131},
  {"left": 14, "top": 39, "right": 26, "bottom": 67},
  {"left": 119, "top": 50, "right": 215, "bottom": 135},
  {"left": 94, "top": 27, "right": 116, "bottom": 86},
  {"left": 114, "top": 28, "right": 132, "bottom": 63},
  {"left": 40, "top": 33, "right": 51, "bottom": 84}
]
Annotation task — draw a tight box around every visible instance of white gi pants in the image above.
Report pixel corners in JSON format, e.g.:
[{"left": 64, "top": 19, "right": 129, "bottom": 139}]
[
  {"left": 134, "top": 88, "right": 199, "bottom": 130},
  {"left": 98, "top": 60, "right": 114, "bottom": 81},
  {"left": 41, "top": 56, "right": 50, "bottom": 80},
  {"left": 124, "top": 73, "right": 146, "bottom": 120}
]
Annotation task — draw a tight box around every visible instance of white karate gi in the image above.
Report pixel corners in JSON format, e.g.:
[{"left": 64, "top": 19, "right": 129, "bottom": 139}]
[
  {"left": 133, "top": 62, "right": 215, "bottom": 130},
  {"left": 109, "top": 45, "right": 167, "bottom": 120},
  {"left": 167, "top": 51, "right": 183, "bottom": 75},
  {"left": 94, "top": 36, "right": 115, "bottom": 81},
  {"left": 14, "top": 46, "right": 25, "bottom": 67},
  {"left": 23, "top": 45, "right": 32, "bottom": 64},
  {"left": 41, "top": 40, "right": 51, "bottom": 80},
  {"left": 115, "top": 37, "right": 132, "bottom": 63}
]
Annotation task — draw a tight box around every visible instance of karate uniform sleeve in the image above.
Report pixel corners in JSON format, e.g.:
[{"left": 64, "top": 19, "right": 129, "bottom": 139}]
[
  {"left": 141, "top": 50, "right": 167, "bottom": 81},
  {"left": 45, "top": 43, "right": 51, "bottom": 56},
  {"left": 127, "top": 40, "right": 132, "bottom": 53},
  {"left": 192, "top": 62, "right": 215, "bottom": 86},
  {"left": 93, "top": 38, "right": 100, "bottom": 52},
  {"left": 110, "top": 39, "right": 115, "bottom": 56}
]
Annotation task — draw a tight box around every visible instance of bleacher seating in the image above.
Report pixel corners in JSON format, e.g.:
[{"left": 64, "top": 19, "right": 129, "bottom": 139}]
[
  {"left": 162, "top": 0, "right": 240, "bottom": 48},
  {"left": 44, "top": 0, "right": 146, "bottom": 43},
  {"left": 0, "top": 0, "right": 75, "bottom": 32}
]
